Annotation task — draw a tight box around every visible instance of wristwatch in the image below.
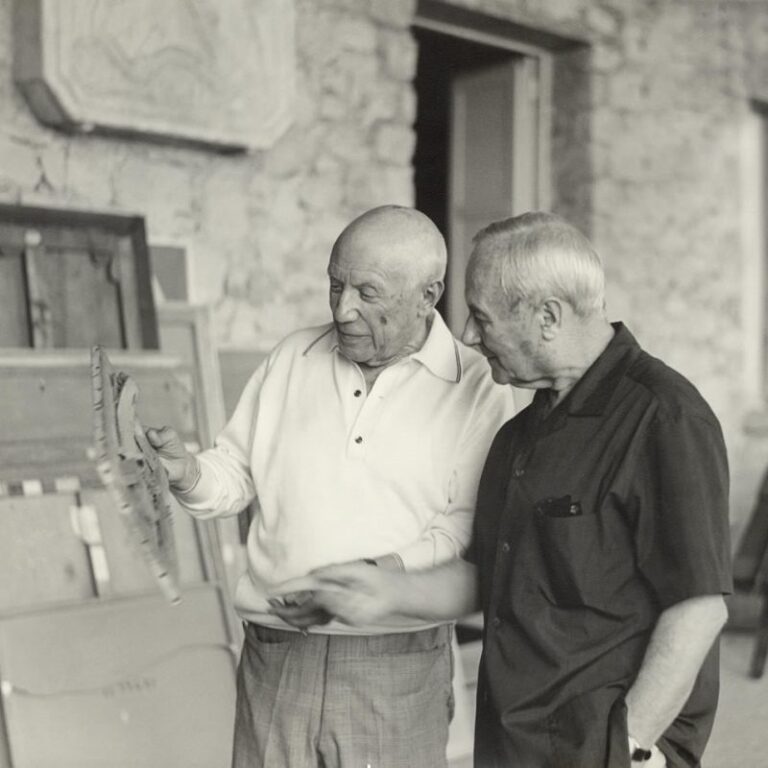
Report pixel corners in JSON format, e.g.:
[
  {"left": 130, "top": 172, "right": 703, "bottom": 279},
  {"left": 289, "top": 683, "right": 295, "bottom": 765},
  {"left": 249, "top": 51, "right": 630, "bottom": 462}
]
[{"left": 628, "top": 736, "right": 653, "bottom": 762}]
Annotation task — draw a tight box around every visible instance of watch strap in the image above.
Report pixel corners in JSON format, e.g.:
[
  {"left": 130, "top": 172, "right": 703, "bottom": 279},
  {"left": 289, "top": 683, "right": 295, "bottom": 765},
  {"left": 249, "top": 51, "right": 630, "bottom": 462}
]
[
  {"left": 631, "top": 746, "right": 653, "bottom": 762},
  {"left": 628, "top": 736, "right": 653, "bottom": 762}
]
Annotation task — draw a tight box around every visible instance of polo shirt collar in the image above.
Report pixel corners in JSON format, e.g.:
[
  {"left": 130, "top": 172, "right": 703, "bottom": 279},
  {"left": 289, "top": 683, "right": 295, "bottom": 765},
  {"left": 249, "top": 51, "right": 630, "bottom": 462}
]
[
  {"left": 411, "top": 311, "right": 463, "bottom": 383},
  {"left": 562, "top": 322, "right": 641, "bottom": 417},
  {"left": 302, "top": 313, "right": 462, "bottom": 384}
]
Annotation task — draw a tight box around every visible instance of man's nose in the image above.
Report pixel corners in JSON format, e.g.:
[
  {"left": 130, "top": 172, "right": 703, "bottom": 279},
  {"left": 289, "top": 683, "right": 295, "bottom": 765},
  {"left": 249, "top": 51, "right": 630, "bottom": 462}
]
[
  {"left": 333, "top": 287, "right": 359, "bottom": 322},
  {"left": 461, "top": 315, "right": 480, "bottom": 346}
]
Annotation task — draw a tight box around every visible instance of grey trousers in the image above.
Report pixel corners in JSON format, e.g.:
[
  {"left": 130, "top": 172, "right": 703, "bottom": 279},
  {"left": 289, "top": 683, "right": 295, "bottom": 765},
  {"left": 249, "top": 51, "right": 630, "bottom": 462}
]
[{"left": 231, "top": 623, "right": 454, "bottom": 768}]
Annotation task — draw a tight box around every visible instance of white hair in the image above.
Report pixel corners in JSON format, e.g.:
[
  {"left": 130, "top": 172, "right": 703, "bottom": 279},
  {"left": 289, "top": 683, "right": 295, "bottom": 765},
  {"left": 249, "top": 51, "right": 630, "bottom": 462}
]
[{"left": 472, "top": 212, "right": 605, "bottom": 317}]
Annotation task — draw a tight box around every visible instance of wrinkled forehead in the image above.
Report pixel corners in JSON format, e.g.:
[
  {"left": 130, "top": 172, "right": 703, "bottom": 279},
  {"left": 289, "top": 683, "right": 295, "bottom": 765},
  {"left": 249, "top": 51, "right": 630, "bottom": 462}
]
[
  {"left": 329, "top": 230, "right": 418, "bottom": 282},
  {"left": 327, "top": 259, "right": 392, "bottom": 286},
  {"left": 466, "top": 246, "right": 504, "bottom": 301}
]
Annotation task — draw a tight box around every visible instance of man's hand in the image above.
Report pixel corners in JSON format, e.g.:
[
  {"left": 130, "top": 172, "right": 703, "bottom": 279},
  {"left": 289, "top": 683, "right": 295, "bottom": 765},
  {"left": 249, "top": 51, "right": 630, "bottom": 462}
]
[
  {"left": 267, "top": 591, "right": 333, "bottom": 630},
  {"left": 145, "top": 426, "right": 199, "bottom": 490},
  {"left": 270, "top": 562, "right": 401, "bottom": 628}
]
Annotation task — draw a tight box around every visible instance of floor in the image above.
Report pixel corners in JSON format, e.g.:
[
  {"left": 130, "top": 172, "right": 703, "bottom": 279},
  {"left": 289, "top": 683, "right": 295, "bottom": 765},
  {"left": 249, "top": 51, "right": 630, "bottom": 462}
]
[
  {"left": 706, "top": 630, "right": 768, "bottom": 767},
  {"left": 448, "top": 630, "right": 768, "bottom": 768}
]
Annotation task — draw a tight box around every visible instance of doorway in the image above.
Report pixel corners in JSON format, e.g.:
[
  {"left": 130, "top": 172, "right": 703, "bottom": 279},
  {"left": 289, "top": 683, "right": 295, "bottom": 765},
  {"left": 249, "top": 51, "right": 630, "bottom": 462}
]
[{"left": 412, "top": 21, "right": 548, "bottom": 334}]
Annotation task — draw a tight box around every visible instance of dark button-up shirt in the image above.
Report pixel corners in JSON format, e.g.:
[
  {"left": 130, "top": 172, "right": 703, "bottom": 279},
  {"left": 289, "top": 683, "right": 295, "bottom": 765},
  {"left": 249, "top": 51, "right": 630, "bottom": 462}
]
[{"left": 467, "top": 323, "right": 732, "bottom": 768}]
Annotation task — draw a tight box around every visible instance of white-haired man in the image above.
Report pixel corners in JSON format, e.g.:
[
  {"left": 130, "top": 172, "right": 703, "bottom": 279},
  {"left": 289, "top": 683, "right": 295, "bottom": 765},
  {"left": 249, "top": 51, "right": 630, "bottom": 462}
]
[
  {"left": 278, "top": 212, "right": 732, "bottom": 768},
  {"left": 148, "top": 205, "right": 514, "bottom": 768}
]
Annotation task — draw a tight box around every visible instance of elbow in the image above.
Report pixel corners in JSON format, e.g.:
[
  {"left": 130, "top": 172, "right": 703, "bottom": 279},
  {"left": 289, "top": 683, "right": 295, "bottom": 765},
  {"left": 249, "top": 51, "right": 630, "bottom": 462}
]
[
  {"left": 714, "top": 595, "right": 729, "bottom": 631},
  {"left": 696, "top": 594, "right": 729, "bottom": 636},
  {"left": 664, "top": 593, "right": 729, "bottom": 637}
]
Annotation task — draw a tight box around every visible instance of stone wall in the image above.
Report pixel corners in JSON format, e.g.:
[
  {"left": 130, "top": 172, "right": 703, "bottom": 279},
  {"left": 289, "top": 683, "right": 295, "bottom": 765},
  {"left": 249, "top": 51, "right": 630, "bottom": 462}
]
[
  {"left": 0, "top": 0, "right": 418, "bottom": 348},
  {"left": 1, "top": 0, "right": 768, "bottom": 528}
]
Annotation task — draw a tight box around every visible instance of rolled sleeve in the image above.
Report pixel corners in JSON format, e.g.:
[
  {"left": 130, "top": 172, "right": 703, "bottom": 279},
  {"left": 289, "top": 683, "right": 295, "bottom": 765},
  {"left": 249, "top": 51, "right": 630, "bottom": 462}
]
[
  {"left": 633, "top": 409, "right": 732, "bottom": 608},
  {"left": 174, "top": 362, "right": 265, "bottom": 519}
]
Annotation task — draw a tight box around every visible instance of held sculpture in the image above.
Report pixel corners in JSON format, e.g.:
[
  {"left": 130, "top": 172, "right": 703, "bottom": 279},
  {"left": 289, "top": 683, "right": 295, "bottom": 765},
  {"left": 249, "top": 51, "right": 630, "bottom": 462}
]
[{"left": 90, "top": 346, "right": 180, "bottom": 604}]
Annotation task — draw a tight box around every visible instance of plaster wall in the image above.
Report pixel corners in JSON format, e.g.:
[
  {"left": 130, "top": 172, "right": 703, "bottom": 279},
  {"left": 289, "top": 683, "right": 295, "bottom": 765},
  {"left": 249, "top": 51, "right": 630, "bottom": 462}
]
[{"left": 0, "top": 0, "right": 767, "bottom": 529}]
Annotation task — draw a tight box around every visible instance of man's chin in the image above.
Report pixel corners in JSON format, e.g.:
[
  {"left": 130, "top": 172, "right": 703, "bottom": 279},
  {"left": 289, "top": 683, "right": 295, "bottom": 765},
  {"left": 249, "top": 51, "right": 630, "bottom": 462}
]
[
  {"left": 338, "top": 340, "right": 374, "bottom": 363},
  {"left": 486, "top": 357, "right": 510, "bottom": 384}
]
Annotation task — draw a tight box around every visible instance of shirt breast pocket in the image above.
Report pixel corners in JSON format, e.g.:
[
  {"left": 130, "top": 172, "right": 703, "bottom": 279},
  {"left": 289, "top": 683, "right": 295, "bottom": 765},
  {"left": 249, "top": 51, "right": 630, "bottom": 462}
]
[{"left": 534, "top": 498, "right": 605, "bottom": 608}]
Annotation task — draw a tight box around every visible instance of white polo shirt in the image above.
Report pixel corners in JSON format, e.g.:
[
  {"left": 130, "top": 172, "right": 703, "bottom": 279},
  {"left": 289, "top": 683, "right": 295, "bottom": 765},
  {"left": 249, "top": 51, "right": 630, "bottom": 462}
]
[{"left": 178, "top": 312, "right": 514, "bottom": 632}]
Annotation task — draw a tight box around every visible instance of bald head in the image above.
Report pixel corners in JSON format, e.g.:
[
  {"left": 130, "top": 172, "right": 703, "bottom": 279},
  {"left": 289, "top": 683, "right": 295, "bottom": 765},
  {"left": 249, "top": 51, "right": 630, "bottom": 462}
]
[
  {"left": 332, "top": 205, "right": 447, "bottom": 285},
  {"left": 327, "top": 206, "right": 446, "bottom": 372}
]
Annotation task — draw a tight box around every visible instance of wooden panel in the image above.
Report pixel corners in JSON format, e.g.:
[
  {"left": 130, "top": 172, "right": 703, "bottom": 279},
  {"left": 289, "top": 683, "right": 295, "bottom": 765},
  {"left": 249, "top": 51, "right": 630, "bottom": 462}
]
[
  {"left": 0, "top": 587, "right": 236, "bottom": 767},
  {"left": 735, "top": 467, "right": 768, "bottom": 588},
  {"left": 158, "top": 303, "right": 227, "bottom": 443},
  {"left": 0, "top": 350, "right": 196, "bottom": 485},
  {"left": 150, "top": 245, "right": 188, "bottom": 301},
  {"left": 0, "top": 205, "right": 159, "bottom": 350},
  {"left": 22, "top": 242, "right": 53, "bottom": 348},
  {"left": 217, "top": 348, "right": 268, "bottom": 420},
  {"left": 0, "top": 495, "right": 94, "bottom": 612},
  {"left": 34, "top": 242, "right": 124, "bottom": 349},
  {"left": 158, "top": 305, "right": 243, "bottom": 631},
  {"left": 117, "top": 235, "right": 143, "bottom": 348},
  {"left": 0, "top": 245, "right": 29, "bottom": 346},
  {"left": 83, "top": 489, "right": 204, "bottom": 596}
]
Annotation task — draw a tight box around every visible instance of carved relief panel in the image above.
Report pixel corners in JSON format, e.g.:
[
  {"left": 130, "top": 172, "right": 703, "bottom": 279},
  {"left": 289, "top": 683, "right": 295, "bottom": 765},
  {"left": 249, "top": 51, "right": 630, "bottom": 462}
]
[{"left": 13, "top": 0, "right": 296, "bottom": 151}]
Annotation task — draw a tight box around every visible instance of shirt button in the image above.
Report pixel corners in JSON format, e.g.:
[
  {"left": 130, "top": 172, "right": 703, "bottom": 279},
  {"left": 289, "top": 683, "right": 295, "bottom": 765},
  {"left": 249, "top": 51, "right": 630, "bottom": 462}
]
[
  {"left": 353, "top": 389, "right": 362, "bottom": 397},
  {"left": 491, "top": 616, "right": 501, "bottom": 628},
  {"left": 354, "top": 436, "right": 363, "bottom": 444},
  {"left": 501, "top": 541, "right": 510, "bottom": 554}
]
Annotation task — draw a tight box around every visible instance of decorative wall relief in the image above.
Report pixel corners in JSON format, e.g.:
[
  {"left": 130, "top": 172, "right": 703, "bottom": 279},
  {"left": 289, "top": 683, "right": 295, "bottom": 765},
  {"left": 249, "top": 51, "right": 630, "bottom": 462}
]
[{"left": 13, "top": 0, "right": 296, "bottom": 151}]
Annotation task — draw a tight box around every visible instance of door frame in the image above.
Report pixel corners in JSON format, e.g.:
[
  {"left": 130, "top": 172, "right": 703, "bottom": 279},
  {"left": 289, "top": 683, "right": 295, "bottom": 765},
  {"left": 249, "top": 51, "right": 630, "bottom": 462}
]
[
  {"left": 413, "top": 4, "right": 553, "bottom": 335},
  {"left": 413, "top": 7, "right": 553, "bottom": 213}
]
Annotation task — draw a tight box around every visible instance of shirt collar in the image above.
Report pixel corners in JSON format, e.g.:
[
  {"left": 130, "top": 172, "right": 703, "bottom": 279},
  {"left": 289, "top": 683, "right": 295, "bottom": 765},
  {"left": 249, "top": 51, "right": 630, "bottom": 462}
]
[
  {"left": 411, "top": 311, "right": 463, "bottom": 383},
  {"left": 531, "top": 322, "right": 641, "bottom": 422},
  {"left": 302, "top": 313, "right": 463, "bottom": 384},
  {"left": 561, "top": 322, "right": 641, "bottom": 417}
]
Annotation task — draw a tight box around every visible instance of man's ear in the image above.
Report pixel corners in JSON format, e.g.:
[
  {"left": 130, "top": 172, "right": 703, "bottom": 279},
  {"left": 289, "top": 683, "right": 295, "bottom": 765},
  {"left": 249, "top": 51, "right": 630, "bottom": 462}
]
[
  {"left": 421, "top": 280, "right": 445, "bottom": 314},
  {"left": 540, "top": 298, "right": 564, "bottom": 340}
]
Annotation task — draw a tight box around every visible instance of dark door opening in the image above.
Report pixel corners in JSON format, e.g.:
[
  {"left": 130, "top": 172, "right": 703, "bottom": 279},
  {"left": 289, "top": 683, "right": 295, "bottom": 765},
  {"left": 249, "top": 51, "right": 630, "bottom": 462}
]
[{"left": 413, "top": 26, "right": 516, "bottom": 328}]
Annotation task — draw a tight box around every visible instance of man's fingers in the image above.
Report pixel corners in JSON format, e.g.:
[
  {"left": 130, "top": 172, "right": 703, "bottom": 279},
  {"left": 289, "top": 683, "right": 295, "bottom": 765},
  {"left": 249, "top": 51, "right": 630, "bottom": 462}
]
[
  {"left": 270, "top": 576, "right": 327, "bottom": 596},
  {"left": 268, "top": 599, "right": 333, "bottom": 629},
  {"left": 145, "top": 426, "right": 177, "bottom": 448},
  {"left": 281, "top": 590, "right": 314, "bottom": 607},
  {"left": 311, "top": 563, "right": 374, "bottom": 580}
]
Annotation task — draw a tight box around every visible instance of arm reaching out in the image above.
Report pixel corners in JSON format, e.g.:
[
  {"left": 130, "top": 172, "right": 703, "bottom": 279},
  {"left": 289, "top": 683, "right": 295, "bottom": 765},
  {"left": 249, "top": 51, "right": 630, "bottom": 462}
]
[{"left": 270, "top": 557, "right": 479, "bottom": 628}]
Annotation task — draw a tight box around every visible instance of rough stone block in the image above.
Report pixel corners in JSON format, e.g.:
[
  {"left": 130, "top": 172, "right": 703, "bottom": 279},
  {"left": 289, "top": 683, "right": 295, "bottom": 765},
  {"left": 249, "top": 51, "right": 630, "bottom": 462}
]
[
  {"left": 300, "top": 172, "right": 345, "bottom": 211},
  {"left": 373, "top": 122, "right": 415, "bottom": 165},
  {"left": 399, "top": 85, "right": 417, "bottom": 125},
  {"left": 338, "top": 17, "right": 378, "bottom": 53},
  {"left": 359, "top": 82, "right": 401, "bottom": 128},
  {"left": 585, "top": 5, "right": 622, "bottom": 39},
  {"left": 369, "top": 0, "right": 416, "bottom": 29},
  {"left": 378, "top": 29, "right": 418, "bottom": 82}
]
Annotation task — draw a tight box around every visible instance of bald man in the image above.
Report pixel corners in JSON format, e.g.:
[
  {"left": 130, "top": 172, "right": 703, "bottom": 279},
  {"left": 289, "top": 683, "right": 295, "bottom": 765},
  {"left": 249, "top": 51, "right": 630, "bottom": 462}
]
[{"left": 147, "top": 205, "right": 514, "bottom": 768}]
